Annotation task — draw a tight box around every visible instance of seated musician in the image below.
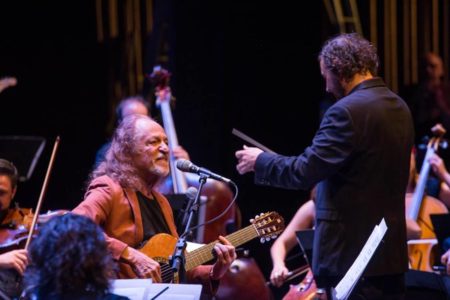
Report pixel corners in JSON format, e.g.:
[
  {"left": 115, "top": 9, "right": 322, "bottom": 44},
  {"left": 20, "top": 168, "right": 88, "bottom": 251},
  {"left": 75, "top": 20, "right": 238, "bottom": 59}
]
[
  {"left": 269, "top": 190, "right": 315, "bottom": 288},
  {"left": 22, "top": 213, "right": 129, "bottom": 299},
  {"left": 269, "top": 150, "right": 424, "bottom": 288},
  {"left": 430, "top": 152, "right": 450, "bottom": 276},
  {"left": 95, "top": 95, "right": 190, "bottom": 169},
  {"left": 73, "top": 114, "right": 236, "bottom": 296},
  {"left": 0, "top": 159, "right": 28, "bottom": 275}
]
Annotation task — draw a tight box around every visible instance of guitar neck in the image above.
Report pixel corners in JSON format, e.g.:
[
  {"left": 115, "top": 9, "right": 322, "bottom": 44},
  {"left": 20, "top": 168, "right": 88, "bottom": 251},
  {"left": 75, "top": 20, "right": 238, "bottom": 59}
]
[{"left": 185, "top": 224, "right": 259, "bottom": 271}]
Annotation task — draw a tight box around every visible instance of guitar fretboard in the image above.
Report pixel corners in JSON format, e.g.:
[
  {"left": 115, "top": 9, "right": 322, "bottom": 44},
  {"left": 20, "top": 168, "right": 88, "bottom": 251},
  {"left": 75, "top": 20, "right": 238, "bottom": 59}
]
[{"left": 185, "top": 224, "right": 258, "bottom": 271}]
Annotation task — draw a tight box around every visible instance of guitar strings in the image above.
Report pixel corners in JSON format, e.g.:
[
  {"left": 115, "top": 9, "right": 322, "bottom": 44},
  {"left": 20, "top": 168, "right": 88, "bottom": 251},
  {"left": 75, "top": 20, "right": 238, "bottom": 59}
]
[
  {"left": 160, "top": 263, "right": 174, "bottom": 283},
  {"left": 186, "top": 225, "right": 259, "bottom": 270}
]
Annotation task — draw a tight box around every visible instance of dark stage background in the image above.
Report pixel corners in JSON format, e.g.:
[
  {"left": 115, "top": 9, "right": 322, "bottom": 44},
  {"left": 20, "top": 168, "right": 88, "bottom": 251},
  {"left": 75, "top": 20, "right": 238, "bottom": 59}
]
[{"left": 0, "top": 1, "right": 330, "bottom": 297}]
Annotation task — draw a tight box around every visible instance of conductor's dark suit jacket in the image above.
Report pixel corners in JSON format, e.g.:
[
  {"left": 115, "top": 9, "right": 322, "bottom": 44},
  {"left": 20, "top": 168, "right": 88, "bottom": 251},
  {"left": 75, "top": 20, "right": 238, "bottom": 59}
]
[{"left": 254, "top": 78, "right": 414, "bottom": 279}]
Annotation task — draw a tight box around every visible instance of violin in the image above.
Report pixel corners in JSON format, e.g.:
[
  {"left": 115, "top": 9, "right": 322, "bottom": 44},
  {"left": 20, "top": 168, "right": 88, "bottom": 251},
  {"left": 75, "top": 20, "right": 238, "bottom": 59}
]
[{"left": 0, "top": 209, "right": 68, "bottom": 254}]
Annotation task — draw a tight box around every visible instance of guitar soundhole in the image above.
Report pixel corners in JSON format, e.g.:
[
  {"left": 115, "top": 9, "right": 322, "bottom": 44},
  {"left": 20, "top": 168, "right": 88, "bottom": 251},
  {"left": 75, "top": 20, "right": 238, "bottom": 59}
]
[{"left": 160, "top": 262, "right": 175, "bottom": 283}]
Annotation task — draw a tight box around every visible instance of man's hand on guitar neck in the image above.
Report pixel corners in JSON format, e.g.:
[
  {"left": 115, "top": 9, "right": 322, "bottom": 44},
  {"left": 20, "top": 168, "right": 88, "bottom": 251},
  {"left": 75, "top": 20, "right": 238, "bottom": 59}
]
[
  {"left": 121, "top": 246, "right": 162, "bottom": 282},
  {"left": 210, "top": 236, "right": 237, "bottom": 280}
]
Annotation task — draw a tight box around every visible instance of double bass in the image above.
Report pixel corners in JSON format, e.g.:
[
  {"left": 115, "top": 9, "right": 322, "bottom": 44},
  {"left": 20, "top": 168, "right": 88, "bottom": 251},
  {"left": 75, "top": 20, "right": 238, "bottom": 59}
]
[
  {"left": 149, "top": 67, "right": 273, "bottom": 299},
  {"left": 406, "top": 124, "right": 449, "bottom": 271},
  {"left": 148, "top": 66, "right": 236, "bottom": 243}
]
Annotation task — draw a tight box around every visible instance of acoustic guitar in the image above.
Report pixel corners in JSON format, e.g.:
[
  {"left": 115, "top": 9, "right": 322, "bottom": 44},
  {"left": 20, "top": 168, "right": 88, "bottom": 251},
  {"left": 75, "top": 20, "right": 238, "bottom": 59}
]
[{"left": 139, "top": 211, "right": 285, "bottom": 283}]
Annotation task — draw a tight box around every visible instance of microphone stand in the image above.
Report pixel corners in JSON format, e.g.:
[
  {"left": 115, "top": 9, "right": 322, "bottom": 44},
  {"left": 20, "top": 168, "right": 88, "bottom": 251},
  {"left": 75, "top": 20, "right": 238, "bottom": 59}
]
[{"left": 170, "top": 173, "right": 208, "bottom": 283}]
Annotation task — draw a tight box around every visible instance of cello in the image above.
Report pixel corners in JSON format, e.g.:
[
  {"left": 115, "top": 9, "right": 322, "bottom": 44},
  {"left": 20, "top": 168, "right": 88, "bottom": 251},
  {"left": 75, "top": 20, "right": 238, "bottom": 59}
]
[
  {"left": 282, "top": 268, "right": 327, "bottom": 300},
  {"left": 406, "top": 124, "right": 449, "bottom": 271},
  {"left": 148, "top": 66, "right": 236, "bottom": 243}
]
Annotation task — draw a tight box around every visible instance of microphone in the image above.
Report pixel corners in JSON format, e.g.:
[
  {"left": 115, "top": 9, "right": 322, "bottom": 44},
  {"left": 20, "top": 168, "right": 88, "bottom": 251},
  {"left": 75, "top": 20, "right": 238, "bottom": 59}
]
[
  {"left": 185, "top": 187, "right": 198, "bottom": 201},
  {"left": 176, "top": 159, "right": 232, "bottom": 184},
  {"left": 181, "top": 187, "right": 198, "bottom": 227}
]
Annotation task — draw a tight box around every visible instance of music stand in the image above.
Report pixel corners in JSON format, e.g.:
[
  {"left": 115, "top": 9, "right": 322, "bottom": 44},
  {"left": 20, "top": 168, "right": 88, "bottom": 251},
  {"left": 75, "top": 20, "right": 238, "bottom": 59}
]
[
  {"left": 111, "top": 279, "right": 203, "bottom": 300},
  {"left": 0, "top": 136, "right": 46, "bottom": 182}
]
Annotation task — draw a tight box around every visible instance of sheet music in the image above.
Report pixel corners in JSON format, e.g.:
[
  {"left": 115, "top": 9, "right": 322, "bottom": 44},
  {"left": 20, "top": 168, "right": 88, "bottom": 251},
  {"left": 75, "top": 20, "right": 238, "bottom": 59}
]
[{"left": 332, "top": 218, "right": 388, "bottom": 300}]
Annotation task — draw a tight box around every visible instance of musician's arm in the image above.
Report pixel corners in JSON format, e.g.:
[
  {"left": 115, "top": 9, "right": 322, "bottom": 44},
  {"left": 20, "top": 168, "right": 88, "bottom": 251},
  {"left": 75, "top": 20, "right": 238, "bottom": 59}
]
[
  {"left": 120, "top": 246, "right": 161, "bottom": 282},
  {"left": 270, "top": 199, "right": 315, "bottom": 287},
  {"left": 73, "top": 176, "right": 165, "bottom": 282},
  {"left": 72, "top": 177, "right": 129, "bottom": 259},
  {"left": 0, "top": 249, "right": 28, "bottom": 275}
]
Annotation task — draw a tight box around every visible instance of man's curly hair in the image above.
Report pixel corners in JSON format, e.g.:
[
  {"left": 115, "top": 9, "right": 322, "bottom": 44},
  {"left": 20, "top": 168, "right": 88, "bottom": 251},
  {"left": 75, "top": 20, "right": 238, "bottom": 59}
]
[
  {"left": 319, "top": 33, "right": 379, "bottom": 82},
  {"left": 23, "top": 213, "right": 115, "bottom": 297}
]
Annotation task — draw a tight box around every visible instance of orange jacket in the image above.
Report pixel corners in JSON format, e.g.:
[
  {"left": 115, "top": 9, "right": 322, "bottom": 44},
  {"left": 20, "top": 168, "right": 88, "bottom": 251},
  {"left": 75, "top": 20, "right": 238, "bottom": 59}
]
[{"left": 72, "top": 175, "right": 217, "bottom": 292}]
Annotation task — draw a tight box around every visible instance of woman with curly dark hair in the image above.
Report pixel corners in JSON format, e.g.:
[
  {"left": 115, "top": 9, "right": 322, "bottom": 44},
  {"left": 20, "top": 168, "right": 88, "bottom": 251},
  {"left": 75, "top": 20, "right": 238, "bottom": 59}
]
[{"left": 22, "top": 213, "right": 128, "bottom": 299}]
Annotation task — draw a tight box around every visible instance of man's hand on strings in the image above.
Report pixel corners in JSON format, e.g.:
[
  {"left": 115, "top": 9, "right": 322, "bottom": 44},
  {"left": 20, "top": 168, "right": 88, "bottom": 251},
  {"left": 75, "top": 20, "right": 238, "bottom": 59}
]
[
  {"left": 235, "top": 145, "right": 263, "bottom": 174},
  {"left": 122, "top": 247, "right": 162, "bottom": 282}
]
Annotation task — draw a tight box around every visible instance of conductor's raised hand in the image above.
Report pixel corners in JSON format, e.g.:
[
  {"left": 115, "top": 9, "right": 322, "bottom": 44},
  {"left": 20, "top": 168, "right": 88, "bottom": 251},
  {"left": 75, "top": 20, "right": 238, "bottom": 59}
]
[{"left": 235, "top": 145, "right": 263, "bottom": 175}]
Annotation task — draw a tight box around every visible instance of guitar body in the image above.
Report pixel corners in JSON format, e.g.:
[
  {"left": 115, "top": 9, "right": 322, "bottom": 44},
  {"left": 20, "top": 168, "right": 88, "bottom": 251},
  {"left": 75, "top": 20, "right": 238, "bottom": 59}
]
[
  {"left": 406, "top": 193, "right": 449, "bottom": 271},
  {"left": 139, "top": 233, "right": 178, "bottom": 283},
  {"left": 139, "top": 233, "right": 177, "bottom": 265}
]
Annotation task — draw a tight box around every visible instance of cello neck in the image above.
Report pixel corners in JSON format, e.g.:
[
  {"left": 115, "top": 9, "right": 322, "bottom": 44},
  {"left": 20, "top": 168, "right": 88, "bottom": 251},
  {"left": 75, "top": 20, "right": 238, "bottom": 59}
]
[
  {"left": 157, "top": 97, "right": 188, "bottom": 194},
  {"left": 408, "top": 138, "right": 438, "bottom": 220}
]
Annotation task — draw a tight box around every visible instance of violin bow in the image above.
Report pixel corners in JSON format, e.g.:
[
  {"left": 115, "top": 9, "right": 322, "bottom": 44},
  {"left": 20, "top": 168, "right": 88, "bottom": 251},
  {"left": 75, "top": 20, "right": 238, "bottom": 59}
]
[
  {"left": 232, "top": 128, "right": 276, "bottom": 154},
  {"left": 24, "top": 136, "right": 60, "bottom": 250}
]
